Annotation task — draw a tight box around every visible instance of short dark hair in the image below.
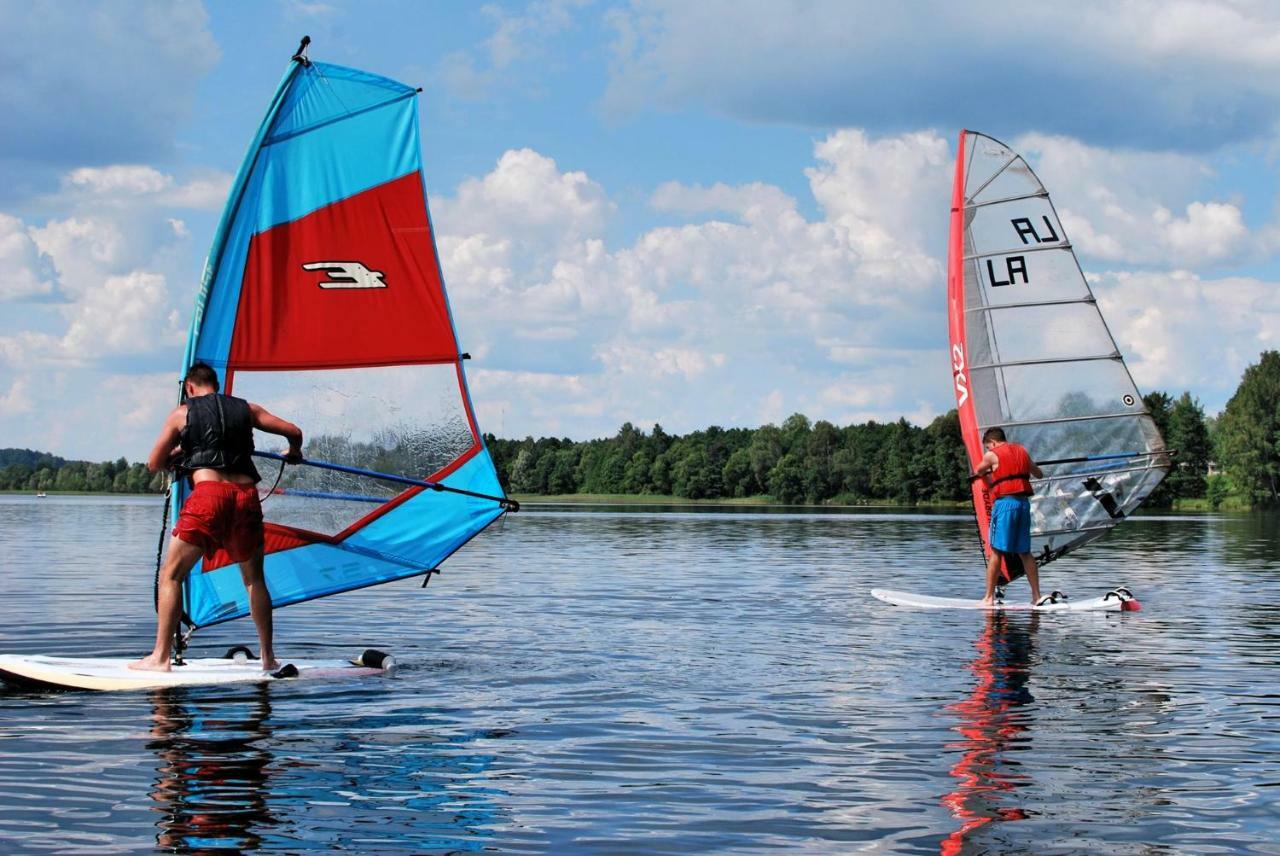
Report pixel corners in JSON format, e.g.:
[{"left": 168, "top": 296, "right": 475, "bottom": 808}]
[
  {"left": 185, "top": 362, "right": 220, "bottom": 391},
  {"left": 982, "top": 427, "right": 1006, "bottom": 444}
]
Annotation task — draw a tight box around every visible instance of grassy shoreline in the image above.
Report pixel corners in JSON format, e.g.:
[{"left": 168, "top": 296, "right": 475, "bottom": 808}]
[
  {"left": 2, "top": 489, "right": 1260, "bottom": 512},
  {"left": 0, "top": 490, "right": 162, "bottom": 497},
  {"left": 0, "top": 490, "right": 969, "bottom": 508},
  {"left": 519, "top": 494, "right": 974, "bottom": 510}
]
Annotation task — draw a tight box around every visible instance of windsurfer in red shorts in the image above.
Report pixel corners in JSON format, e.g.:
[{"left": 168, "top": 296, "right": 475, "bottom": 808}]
[
  {"left": 973, "top": 428, "right": 1044, "bottom": 606},
  {"left": 130, "top": 363, "right": 303, "bottom": 672}
]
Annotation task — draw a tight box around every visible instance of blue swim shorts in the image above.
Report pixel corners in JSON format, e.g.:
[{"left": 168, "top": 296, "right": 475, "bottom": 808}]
[{"left": 989, "top": 495, "right": 1031, "bottom": 554}]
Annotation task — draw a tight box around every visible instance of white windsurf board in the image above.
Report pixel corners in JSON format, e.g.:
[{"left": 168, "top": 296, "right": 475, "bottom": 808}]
[
  {"left": 0, "top": 651, "right": 393, "bottom": 692},
  {"left": 870, "top": 587, "right": 1139, "bottom": 613}
]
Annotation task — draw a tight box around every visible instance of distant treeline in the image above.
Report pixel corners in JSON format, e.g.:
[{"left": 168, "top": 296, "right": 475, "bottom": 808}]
[
  {"left": 0, "top": 450, "right": 165, "bottom": 494},
  {"left": 486, "top": 350, "right": 1280, "bottom": 510},
  {"left": 487, "top": 412, "right": 970, "bottom": 505},
  {"left": 486, "top": 404, "right": 1210, "bottom": 507},
  {"left": 10, "top": 350, "right": 1280, "bottom": 508}
]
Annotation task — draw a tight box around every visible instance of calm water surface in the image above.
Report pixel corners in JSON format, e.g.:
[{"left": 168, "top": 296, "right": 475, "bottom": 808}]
[{"left": 0, "top": 496, "right": 1277, "bottom": 853}]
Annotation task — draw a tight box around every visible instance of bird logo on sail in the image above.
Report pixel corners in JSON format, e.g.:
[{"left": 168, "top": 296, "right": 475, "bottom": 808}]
[{"left": 302, "top": 261, "right": 387, "bottom": 289}]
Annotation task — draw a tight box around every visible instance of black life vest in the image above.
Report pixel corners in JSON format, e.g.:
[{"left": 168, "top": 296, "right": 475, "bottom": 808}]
[{"left": 180, "top": 393, "right": 261, "bottom": 482}]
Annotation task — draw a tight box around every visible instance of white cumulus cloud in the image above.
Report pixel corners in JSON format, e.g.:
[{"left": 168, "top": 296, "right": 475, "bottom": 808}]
[
  {"left": 60, "top": 271, "right": 176, "bottom": 359},
  {"left": 438, "top": 148, "right": 613, "bottom": 246},
  {"left": 29, "top": 217, "right": 128, "bottom": 296},
  {"left": 1015, "top": 133, "right": 1252, "bottom": 267},
  {"left": 596, "top": 343, "right": 726, "bottom": 380},
  {"left": 0, "top": 213, "right": 57, "bottom": 301},
  {"left": 1094, "top": 268, "right": 1280, "bottom": 407},
  {"left": 604, "top": 0, "right": 1280, "bottom": 151},
  {"left": 63, "top": 165, "right": 231, "bottom": 209},
  {"left": 439, "top": 133, "right": 956, "bottom": 440}
]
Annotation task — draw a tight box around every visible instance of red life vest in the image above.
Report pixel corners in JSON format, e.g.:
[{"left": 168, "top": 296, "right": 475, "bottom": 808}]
[{"left": 989, "top": 442, "right": 1033, "bottom": 498}]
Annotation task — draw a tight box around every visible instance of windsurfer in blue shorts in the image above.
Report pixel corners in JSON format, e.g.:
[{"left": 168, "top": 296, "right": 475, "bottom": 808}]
[{"left": 973, "top": 428, "right": 1044, "bottom": 605}]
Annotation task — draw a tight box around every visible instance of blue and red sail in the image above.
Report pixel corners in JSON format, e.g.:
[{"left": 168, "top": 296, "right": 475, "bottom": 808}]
[{"left": 172, "top": 55, "right": 509, "bottom": 628}]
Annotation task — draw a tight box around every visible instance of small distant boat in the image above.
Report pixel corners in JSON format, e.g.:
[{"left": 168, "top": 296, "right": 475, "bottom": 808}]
[{"left": 35, "top": 492, "right": 47, "bottom": 498}]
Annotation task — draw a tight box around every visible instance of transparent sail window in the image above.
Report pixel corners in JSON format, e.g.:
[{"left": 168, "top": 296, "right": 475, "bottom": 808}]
[
  {"left": 968, "top": 156, "right": 1044, "bottom": 206},
  {"left": 1030, "top": 462, "right": 1167, "bottom": 546},
  {"left": 971, "top": 360, "right": 1145, "bottom": 426},
  {"left": 229, "top": 362, "right": 477, "bottom": 536},
  {"left": 1000, "top": 416, "right": 1163, "bottom": 466},
  {"left": 980, "top": 302, "right": 1116, "bottom": 365}
]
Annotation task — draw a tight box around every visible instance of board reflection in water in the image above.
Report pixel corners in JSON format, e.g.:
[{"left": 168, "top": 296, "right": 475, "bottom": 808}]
[{"left": 941, "top": 612, "right": 1038, "bottom": 854}]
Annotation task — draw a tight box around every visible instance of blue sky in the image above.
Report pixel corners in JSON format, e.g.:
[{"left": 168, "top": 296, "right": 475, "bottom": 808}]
[{"left": 4, "top": 0, "right": 1280, "bottom": 460}]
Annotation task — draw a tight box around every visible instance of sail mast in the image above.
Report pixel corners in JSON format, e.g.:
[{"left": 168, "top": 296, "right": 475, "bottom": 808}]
[{"left": 948, "top": 129, "right": 993, "bottom": 562}]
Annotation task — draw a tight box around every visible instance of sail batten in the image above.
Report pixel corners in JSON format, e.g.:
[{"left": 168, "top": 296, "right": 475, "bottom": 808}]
[
  {"left": 966, "top": 154, "right": 1019, "bottom": 200},
  {"left": 967, "top": 297, "right": 1095, "bottom": 313},
  {"left": 947, "top": 129, "right": 1169, "bottom": 576},
  {"left": 968, "top": 190, "right": 1049, "bottom": 210},
  {"left": 988, "top": 410, "right": 1147, "bottom": 430},
  {"left": 970, "top": 353, "right": 1120, "bottom": 371},
  {"left": 263, "top": 90, "right": 418, "bottom": 146},
  {"left": 170, "top": 53, "right": 510, "bottom": 629},
  {"left": 1036, "top": 462, "right": 1167, "bottom": 483},
  {"left": 964, "top": 242, "right": 1069, "bottom": 261}
]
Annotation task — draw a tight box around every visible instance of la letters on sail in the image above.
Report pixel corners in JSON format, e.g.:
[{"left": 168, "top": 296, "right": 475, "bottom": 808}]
[
  {"left": 947, "top": 130, "right": 1170, "bottom": 578},
  {"left": 172, "top": 57, "right": 509, "bottom": 628}
]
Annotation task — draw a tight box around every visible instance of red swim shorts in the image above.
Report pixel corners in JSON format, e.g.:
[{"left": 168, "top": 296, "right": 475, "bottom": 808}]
[{"left": 173, "top": 481, "right": 265, "bottom": 563}]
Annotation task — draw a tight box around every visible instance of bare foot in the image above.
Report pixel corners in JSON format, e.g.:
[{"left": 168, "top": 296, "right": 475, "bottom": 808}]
[
  {"left": 979, "top": 596, "right": 996, "bottom": 606},
  {"left": 128, "top": 655, "right": 172, "bottom": 672},
  {"left": 261, "top": 658, "right": 280, "bottom": 671}
]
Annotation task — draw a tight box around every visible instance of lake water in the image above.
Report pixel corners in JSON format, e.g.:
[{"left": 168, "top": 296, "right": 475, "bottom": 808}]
[{"left": 0, "top": 495, "right": 1277, "bottom": 853}]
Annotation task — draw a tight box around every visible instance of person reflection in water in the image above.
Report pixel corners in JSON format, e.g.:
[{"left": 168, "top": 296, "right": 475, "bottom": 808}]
[
  {"left": 940, "top": 611, "right": 1038, "bottom": 854},
  {"left": 149, "top": 685, "right": 275, "bottom": 850},
  {"left": 130, "top": 362, "right": 303, "bottom": 672}
]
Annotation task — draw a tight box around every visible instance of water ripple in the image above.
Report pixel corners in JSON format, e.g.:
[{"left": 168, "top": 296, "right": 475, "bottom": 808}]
[{"left": 0, "top": 498, "right": 1278, "bottom": 851}]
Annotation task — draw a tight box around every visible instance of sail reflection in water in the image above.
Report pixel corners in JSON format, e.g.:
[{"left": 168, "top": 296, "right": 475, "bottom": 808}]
[
  {"left": 940, "top": 613, "right": 1039, "bottom": 855},
  {"left": 144, "top": 684, "right": 511, "bottom": 850}
]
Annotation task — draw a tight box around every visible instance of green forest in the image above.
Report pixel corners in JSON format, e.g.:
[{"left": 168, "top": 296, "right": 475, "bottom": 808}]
[
  {"left": 7, "top": 350, "right": 1280, "bottom": 509},
  {"left": 0, "top": 449, "right": 166, "bottom": 495},
  {"left": 485, "top": 350, "right": 1277, "bottom": 510}
]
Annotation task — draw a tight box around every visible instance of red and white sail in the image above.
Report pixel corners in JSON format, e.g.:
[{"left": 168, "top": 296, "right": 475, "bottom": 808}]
[{"left": 947, "top": 130, "right": 1170, "bottom": 578}]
